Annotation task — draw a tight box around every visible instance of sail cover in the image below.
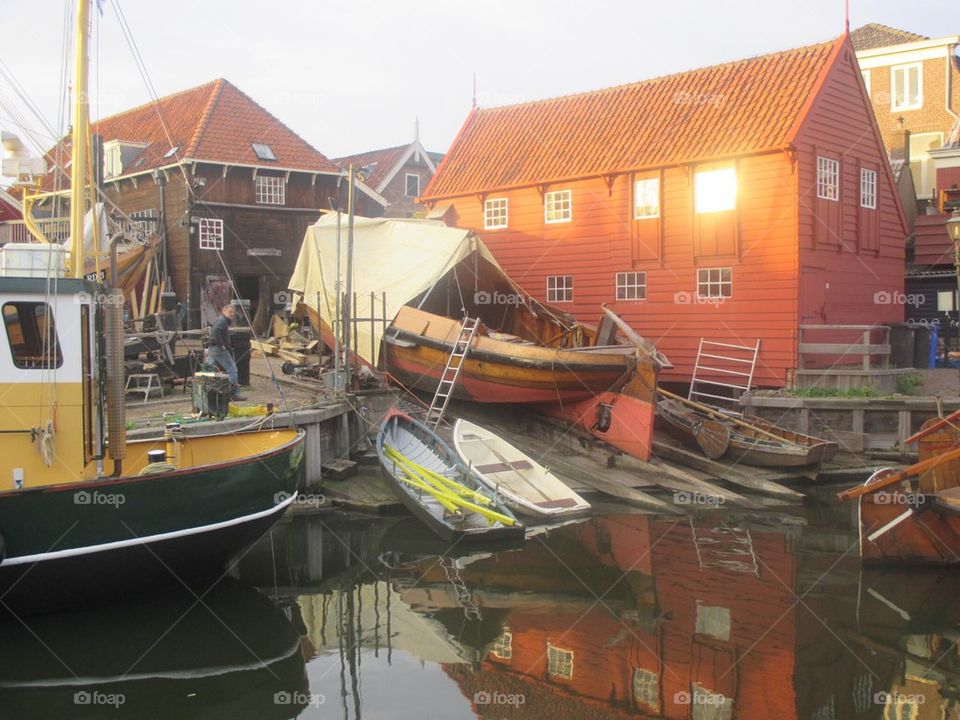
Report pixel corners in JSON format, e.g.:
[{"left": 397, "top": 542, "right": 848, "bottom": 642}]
[{"left": 288, "top": 214, "right": 507, "bottom": 365}]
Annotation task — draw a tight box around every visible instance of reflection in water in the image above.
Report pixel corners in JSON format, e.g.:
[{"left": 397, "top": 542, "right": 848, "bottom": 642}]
[
  {"left": 0, "top": 580, "right": 306, "bottom": 719},
  {"left": 1, "top": 510, "right": 959, "bottom": 719}
]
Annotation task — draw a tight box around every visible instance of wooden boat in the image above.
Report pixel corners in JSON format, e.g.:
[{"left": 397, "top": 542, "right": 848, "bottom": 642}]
[
  {"left": 452, "top": 419, "right": 590, "bottom": 519},
  {"left": 656, "top": 392, "right": 836, "bottom": 469},
  {"left": 0, "top": 0, "right": 305, "bottom": 615},
  {"left": 376, "top": 409, "right": 524, "bottom": 542},
  {"left": 839, "top": 414, "right": 960, "bottom": 564}
]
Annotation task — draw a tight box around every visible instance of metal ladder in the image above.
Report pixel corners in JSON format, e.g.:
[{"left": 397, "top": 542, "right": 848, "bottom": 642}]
[
  {"left": 688, "top": 338, "right": 761, "bottom": 415},
  {"left": 425, "top": 317, "right": 479, "bottom": 428}
]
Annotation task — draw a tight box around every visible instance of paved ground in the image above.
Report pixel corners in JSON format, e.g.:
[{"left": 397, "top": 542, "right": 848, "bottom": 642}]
[{"left": 913, "top": 368, "right": 960, "bottom": 398}]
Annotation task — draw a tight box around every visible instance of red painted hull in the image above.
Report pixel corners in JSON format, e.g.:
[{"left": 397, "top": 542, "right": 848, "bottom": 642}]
[
  {"left": 540, "top": 392, "right": 656, "bottom": 462},
  {"left": 859, "top": 494, "right": 960, "bottom": 565}
]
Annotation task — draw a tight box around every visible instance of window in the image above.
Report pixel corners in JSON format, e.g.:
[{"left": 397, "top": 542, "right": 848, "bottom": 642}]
[
  {"left": 692, "top": 684, "right": 733, "bottom": 720},
  {"left": 544, "top": 190, "right": 572, "bottom": 223},
  {"left": 695, "top": 603, "right": 731, "bottom": 641},
  {"left": 484, "top": 198, "right": 508, "bottom": 229},
  {"left": 546, "top": 644, "right": 574, "bottom": 679},
  {"left": 255, "top": 175, "right": 285, "bottom": 205},
  {"left": 616, "top": 271, "right": 646, "bottom": 300},
  {"left": 130, "top": 209, "right": 158, "bottom": 241},
  {"left": 891, "top": 63, "right": 922, "bottom": 110},
  {"left": 405, "top": 173, "right": 420, "bottom": 197},
  {"left": 632, "top": 668, "right": 660, "bottom": 712},
  {"left": 817, "top": 157, "right": 840, "bottom": 201},
  {"left": 860, "top": 168, "right": 877, "bottom": 209},
  {"left": 862, "top": 69, "right": 871, "bottom": 95},
  {"left": 547, "top": 275, "right": 573, "bottom": 303},
  {"left": 694, "top": 168, "right": 736, "bottom": 213},
  {"left": 251, "top": 143, "right": 277, "bottom": 161},
  {"left": 163, "top": 146, "right": 179, "bottom": 159},
  {"left": 938, "top": 290, "right": 956, "bottom": 313},
  {"left": 198, "top": 217, "right": 224, "bottom": 250},
  {"left": 3, "top": 302, "right": 63, "bottom": 369},
  {"left": 697, "top": 268, "right": 732, "bottom": 299},
  {"left": 634, "top": 177, "right": 659, "bottom": 218},
  {"left": 490, "top": 628, "right": 512, "bottom": 659}
]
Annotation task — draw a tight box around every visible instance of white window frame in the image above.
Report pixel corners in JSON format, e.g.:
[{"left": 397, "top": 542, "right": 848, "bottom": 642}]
[
  {"left": 938, "top": 290, "right": 956, "bottom": 313},
  {"left": 616, "top": 271, "right": 646, "bottom": 301},
  {"left": 861, "top": 69, "right": 870, "bottom": 96},
  {"left": 255, "top": 175, "right": 285, "bottom": 205},
  {"left": 817, "top": 156, "right": 840, "bottom": 201},
  {"left": 633, "top": 177, "right": 659, "bottom": 219},
  {"left": 860, "top": 168, "right": 877, "bottom": 209},
  {"left": 694, "top": 167, "right": 737, "bottom": 214},
  {"left": 910, "top": 131, "right": 944, "bottom": 200},
  {"left": 546, "top": 644, "right": 574, "bottom": 679},
  {"left": 632, "top": 668, "right": 660, "bottom": 713},
  {"left": 405, "top": 173, "right": 420, "bottom": 197},
  {"left": 546, "top": 275, "right": 573, "bottom": 303},
  {"left": 891, "top": 63, "right": 922, "bottom": 111},
  {"left": 484, "top": 198, "right": 508, "bottom": 229},
  {"left": 490, "top": 628, "right": 512, "bottom": 659},
  {"left": 198, "top": 217, "right": 224, "bottom": 251},
  {"left": 544, "top": 189, "right": 572, "bottom": 224},
  {"left": 697, "top": 267, "right": 732, "bottom": 299}
]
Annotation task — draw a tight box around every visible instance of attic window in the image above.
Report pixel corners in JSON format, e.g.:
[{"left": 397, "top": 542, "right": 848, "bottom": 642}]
[
  {"left": 252, "top": 143, "right": 277, "bottom": 161},
  {"left": 163, "top": 146, "right": 179, "bottom": 159},
  {"left": 405, "top": 173, "right": 420, "bottom": 197}
]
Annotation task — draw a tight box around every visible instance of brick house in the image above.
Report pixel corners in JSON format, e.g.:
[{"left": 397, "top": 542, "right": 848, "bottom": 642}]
[
  {"left": 333, "top": 125, "right": 443, "bottom": 217},
  {"left": 422, "top": 34, "right": 908, "bottom": 388},
  {"left": 28, "top": 78, "right": 383, "bottom": 329},
  {"left": 852, "top": 23, "right": 960, "bottom": 208}
]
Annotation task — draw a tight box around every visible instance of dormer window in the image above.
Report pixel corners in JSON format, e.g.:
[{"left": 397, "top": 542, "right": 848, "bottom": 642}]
[
  {"left": 252, "top": 143, "right": 276, "bottom": 161},
  {"left": 103, "top": 139, "right": 149, "bottom": 179}
]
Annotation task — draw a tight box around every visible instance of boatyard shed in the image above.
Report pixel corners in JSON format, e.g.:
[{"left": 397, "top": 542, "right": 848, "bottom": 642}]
[{"left": 422, "top": 34, "right": 909, "bottom": 387}]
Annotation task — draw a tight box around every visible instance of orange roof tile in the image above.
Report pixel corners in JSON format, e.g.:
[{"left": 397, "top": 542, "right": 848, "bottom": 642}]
[
  {"left": 850, "top": 23, "right": 928, "bottom": 51},
  {"left": 424, "top": 38, "right": 842, "bottom": 200},
  {"left": 42, "top": 78, "right": 339, "bottom": 189},
  {"left": 332, "top": 145, "right": 408, "bottom": 190}
]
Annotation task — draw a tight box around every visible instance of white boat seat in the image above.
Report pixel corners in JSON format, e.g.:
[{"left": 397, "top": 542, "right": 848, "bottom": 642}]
[{"left": 475, "top": 460, "right": 533, "bottom": 474}]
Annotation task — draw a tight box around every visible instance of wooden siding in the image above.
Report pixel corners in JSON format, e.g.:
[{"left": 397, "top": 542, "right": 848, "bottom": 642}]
[
  {"left": 913, "top": 215, "right": 954, "bottom": 266},
  {"left": 794, "top": 45, "right": 906, "bottom": 335},
  {"left": 447, "top": 152, "right": 800, "bottom": 386}
]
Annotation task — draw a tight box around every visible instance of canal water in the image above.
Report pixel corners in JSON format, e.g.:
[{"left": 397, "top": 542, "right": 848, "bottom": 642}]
[{"left": 1, "top": 501, "right": 958, "bottom": 719}]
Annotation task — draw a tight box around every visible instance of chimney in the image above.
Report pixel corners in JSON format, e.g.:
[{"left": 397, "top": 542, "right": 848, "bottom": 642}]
[{"left": 902, "top": 129, "right": 911, "bottom": 167}]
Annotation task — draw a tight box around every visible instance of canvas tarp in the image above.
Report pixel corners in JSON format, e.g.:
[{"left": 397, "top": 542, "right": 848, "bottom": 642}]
[{"left": 287, "top": 214, "right": 505, "bottom": 365}]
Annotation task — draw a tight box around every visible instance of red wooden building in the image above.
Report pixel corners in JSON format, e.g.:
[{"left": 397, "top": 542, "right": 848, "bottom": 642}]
[{"left": 422, "top": 35, "right": 908, "bottom": 386}]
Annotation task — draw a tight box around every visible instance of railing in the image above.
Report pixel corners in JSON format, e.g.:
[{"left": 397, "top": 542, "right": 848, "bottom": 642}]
[
  {"left": 0, "top": 218, "right": 71, "bottom": 244},
  {"left": 798, "top": 324, "right": 891, "bottom": 371}
]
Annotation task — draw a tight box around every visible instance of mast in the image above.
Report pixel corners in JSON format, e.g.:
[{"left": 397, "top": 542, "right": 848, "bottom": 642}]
[{"left": 69, "top": 0, "right": 91, "bottom": 279}]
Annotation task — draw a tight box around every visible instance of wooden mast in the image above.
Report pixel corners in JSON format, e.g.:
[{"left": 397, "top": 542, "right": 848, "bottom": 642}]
[{"left": 68, "top": 0, "right": 91, "bottom": 278}]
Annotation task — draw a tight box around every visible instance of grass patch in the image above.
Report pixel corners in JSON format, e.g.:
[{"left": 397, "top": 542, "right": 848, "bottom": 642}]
[
  {"left": 895, "top": 372, "right": 924, "bottom": 396},
  {"left": 788, "top": 386, "right": 880, "bottom": 398}
]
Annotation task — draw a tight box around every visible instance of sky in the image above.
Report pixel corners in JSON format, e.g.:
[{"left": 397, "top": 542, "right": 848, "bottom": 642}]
[{"left": 1, "top": 0, "right": 957, "bottom": 181}]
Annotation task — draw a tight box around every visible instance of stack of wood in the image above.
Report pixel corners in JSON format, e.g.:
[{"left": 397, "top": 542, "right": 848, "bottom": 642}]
[{"left": 251, "top": 313, "right": 319, "bottom": 366}]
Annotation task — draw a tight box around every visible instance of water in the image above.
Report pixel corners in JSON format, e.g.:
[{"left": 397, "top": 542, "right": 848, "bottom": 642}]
[{"left": 1, "top": 504, "right": 959, "bottom": 719}]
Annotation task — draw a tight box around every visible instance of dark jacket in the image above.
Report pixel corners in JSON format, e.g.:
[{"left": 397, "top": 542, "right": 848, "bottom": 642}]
[{"left": 210, "top": 313, "right": 232, "bottom": 350}]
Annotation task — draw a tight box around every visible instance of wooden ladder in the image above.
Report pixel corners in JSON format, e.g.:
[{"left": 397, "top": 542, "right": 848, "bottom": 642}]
[{"left": 426, "top": 317, "right": 479, "bottom": 429}]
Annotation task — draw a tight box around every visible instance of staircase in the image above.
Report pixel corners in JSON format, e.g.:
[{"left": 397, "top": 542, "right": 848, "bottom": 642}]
[{"left": 425, "top": 317, "right": 480, "bottom": 429}]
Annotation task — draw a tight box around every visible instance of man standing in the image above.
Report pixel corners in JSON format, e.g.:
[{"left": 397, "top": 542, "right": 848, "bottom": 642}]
[{"left": 209, "top": 303, "right": 246, "bottom": 401}]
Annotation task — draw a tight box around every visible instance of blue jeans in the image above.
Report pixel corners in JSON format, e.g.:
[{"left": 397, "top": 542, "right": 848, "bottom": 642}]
[{"left": 208, "top": 346, "right": 238, "bottom": 386}]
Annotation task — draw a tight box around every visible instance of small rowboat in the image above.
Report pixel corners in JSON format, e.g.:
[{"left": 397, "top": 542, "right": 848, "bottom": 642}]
[
  {"left": 656, "top": 391, "right": 836, "bottom": 469},
  {"left": 377, "top": 409, "right": 524, "bottom": 542},
  {"left": 452, "top": 419, "right": 591, "bottom": 519}
]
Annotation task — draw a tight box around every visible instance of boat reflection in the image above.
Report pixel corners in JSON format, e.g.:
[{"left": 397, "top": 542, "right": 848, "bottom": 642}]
[{"left": 0, "top": 580, "right": 307, "bottom": 719}]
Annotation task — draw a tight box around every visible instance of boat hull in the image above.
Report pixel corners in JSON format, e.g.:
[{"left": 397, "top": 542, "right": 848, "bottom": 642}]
[
  {"left": 0, "top": 431, "right": 305, "bottom": 614},
  {"left": 858, "top": 494, "right": 960, "bottom": 565}
]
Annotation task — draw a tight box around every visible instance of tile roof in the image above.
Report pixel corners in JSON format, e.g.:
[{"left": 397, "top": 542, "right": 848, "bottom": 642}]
[
  {"left": 42, "top": 78, "right": 339, "bottom": 189},
  {"left": 424, "top": 38, "right": 842, "bottom": 200},
  {"left": 850, "top": 23, "right": 928, "bottom": 51},
  {"left": 0, "top": 187, "right": 22, "bottom": 222},
  {"left": 332, "top": 144, "right": 408, "bottom": 190}
]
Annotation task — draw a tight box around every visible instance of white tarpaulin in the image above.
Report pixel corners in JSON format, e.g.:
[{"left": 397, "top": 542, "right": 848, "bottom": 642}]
[{"left": 288, "top": 214, "right": 504, "bottom": 365}]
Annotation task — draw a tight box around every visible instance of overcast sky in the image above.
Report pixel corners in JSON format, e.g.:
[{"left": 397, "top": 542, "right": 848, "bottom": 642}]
[{"left": 0, "top": 0, "right": 956, "bottom": 179}]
